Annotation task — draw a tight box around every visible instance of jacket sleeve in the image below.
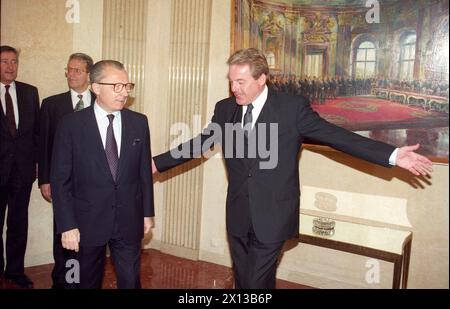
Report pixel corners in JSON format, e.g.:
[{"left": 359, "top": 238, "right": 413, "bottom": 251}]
[
  {"left": 140, "top": 115, "right": 154, "bottom": 217},
  {"left": 50, "top": 118, "right": 78, "bottom": 234},
  {"left": 154, "top": 102, "right": 222, "bottom": 172},
  {"left": 32, "top": 86, "right": 40, "bottom": 176},
  {"left": 38, "top": 99, "right": 51, "bottom": 185},
  {"left": 295, "top": 100, "right": 396, "bottom": 167}
]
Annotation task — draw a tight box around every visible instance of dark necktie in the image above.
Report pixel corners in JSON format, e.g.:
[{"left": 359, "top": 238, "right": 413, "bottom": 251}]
[
  {"left": 105, "top": 114, "right": 119, "bottom": 182},
  {"left": 4, "top": 85, "right": 16, "bottom": 137},
  {"left": 74, "top": 94, "right": 84, "bottom": 111},
  {"left": 243, "top": 103, "right": 254, "bottom": 138}
]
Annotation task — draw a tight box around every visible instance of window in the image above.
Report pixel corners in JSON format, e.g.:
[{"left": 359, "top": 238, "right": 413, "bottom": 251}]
[
  {"left": 355, "top": 41, "right": 376, "bottom": 78},
  {"left": 428, "top": 18, "right": 449, "bottom": 82},
  {"left": 399, "top": 34, "right": 416, "bottom": 80},
  {"left": 305, "top": 53, "right": 323, "bottom": 79},
  {"left": 265, "top": 51, "right": 275, "bottom": 69}
]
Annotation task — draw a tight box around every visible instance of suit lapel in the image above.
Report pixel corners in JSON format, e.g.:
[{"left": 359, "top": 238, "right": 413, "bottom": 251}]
[
  {"left": 83, "top": 106, "right": 115, "bottom": 182},
  {"left": 253, "top": 90, "right": 280, "bottom": 135},
  {"left": 62, "top": 91, "right": 74, "bottom": 113},
  {"left": 116, "top": 110, "right": 131, "bottom": 182},
  {"left": 229, "top": 103, "right": 244, "bottom": 158},
  {"left": 231, "top": 103, "right": 242, "bottom": 125},
  {"left": 247, "top": 91, "right": 279, "bottom": 171},
  {"left": 0, "top": 98, "right": 7, "bottom": 134},
  {"left": 16, "top": 82, "right": 28, "bottom": 135}
]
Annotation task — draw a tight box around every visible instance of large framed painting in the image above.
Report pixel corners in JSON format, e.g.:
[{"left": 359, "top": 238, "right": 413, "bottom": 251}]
[{"left": 232, "top": 0, "right": 449, "bottom": 162}]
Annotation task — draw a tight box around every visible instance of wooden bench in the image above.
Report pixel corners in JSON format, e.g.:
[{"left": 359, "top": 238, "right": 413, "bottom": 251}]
[{"left": 298, "top": 214, "right": 412, "bottom": 289}]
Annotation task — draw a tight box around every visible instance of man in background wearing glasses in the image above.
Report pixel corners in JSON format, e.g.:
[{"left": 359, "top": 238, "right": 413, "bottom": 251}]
[
  {"left": 50, "top": 60, "right": 154, "bottom": 288},
  {"left": 38, "top": 53, "right": 95, "bottom": 289}
]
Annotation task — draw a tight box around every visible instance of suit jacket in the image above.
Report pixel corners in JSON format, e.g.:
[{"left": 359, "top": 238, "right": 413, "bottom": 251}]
[
  {"left": 51, "top": 105, "right": 154, "bottom": 246},
  {"left": 154, "top": 89, "right": 396, "bottom": 243},
  {"left": 0, "top": 81, "right": 39, "bottom": 186},
  {"left": 38, "top": 90, "right": 96, "bottom": 186}
]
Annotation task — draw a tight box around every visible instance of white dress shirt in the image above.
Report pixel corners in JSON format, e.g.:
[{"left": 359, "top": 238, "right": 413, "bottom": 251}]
[
  {"left": 70, "top": 88, "right": 92, "bottom": 110},
  {"left": 1, "top": 81, "right": 19, "bottom": 128},
  {"left": 93, "top": 102, "right": 122, "bottom": 157},
  {"left": 241, "top": 85, "right": 268, "bottom": 129}
]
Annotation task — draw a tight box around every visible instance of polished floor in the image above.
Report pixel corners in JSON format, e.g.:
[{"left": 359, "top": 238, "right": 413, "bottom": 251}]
[{"left": 0, "top": 249, "right": 311, "bottom": 289}]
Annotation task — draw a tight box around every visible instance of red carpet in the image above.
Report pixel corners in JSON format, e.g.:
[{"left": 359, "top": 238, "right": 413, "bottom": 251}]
[{"left": 311, "top": 96, "right": 448, "bottom": 131}]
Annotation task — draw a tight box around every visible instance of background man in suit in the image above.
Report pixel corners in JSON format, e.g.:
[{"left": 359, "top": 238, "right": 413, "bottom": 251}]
[
  {"left": 0, "top": 45, "right": 39, "bottom": 289},
  {"left": 51, "top": 60, "right": 154, "bottom": 288},
  {"left": 39, "top": 53, "right": 95, "bottom": 289},
  {"left": 152, "top": 48, "right": 433, "bottom": 289}
]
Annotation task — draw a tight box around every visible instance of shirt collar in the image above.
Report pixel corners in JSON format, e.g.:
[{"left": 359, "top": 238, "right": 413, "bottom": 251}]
[
  {"left": 1, "top": 81, "right": 16, "bottom": 91},
  {"left": 93, "top": 100, "right": 121, "bottom": 120},
  {"left": 250, "top": 85, "right": 268, "bottom": 110},
  {"left": 70, "top": 88, "right": 90, "bottom": 101}
]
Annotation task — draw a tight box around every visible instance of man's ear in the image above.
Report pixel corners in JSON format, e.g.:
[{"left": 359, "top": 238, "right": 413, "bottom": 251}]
[
  {"left": 91, "top": 82, "right": 100, "bottom": 95},
  {"left": 258, "top": 73, "right": 267, "bottom": 86}
]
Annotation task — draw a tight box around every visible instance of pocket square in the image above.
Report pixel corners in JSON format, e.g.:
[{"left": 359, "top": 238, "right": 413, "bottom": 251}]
[{"left": 132, "top": 138, "right": 141, "bottom": 146}]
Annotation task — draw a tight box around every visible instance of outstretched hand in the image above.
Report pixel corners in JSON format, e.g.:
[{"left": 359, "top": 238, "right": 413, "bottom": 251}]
[{"left": 396, "top": 144, "right": 433, "bottom": 176}]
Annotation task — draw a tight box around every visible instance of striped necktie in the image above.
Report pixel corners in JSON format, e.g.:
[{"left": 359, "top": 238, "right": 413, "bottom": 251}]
[
  {"left": 4, "top": 85, "right": 16, "bottom": 136},
  {"left": 74, "top": 94, "right": 84, "bottom": 111},
  {"left": 105, "top": 114, "right": 119, "bottom": 181},
  {"left": 243, "top": 103, "right": 254, "bottom": 138}
]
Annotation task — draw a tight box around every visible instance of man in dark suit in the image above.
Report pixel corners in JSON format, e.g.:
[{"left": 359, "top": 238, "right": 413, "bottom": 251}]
[
  {"left": 0, "top": 45, "right": 39, "bottom": 289},
  {"left": 51, "top": 60, "right": 154, "bottom": 288},
  {"left": 39, "top": 53, "right": 95, "bottom": 289},
  {"left": 152, "top": 48, "right": 433, "bottom": 289}
]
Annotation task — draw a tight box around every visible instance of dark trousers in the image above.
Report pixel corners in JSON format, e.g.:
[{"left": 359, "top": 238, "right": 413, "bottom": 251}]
[
  {"left": 0, "top": 169, "right": 33, "bottom": 277},
  {"left": 51, "top": 218, "right": 78, "bottom": 288},
  {"left": 76, "top": 220, "right": 142, "bottom": 289},
  {"left": 227, "top": 225, "right": 284, "bottom": 289}
]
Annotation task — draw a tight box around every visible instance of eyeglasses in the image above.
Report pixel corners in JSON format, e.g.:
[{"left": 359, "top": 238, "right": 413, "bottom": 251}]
[
  {"left": 65, "top": 67, "right": 87, "bottom": 75},
  {"left": 1, "top": 59, "right": 18, "bottom": 65},
  {"left": 96, "top": 82, "right": 135, "bottom": 93}
]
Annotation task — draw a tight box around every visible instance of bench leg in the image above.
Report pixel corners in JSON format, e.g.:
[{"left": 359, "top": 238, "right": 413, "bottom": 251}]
[
  {"left": 392, "top": 258, "right": 403, "bottom": 289},
  {"left": 401, "top": 239, "right": 412, "bottom": 289}
]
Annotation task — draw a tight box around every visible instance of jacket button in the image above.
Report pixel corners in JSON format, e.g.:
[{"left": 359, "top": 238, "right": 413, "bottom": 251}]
[{"left": 248, "top": 173, "right": 252, "bottom": 177}]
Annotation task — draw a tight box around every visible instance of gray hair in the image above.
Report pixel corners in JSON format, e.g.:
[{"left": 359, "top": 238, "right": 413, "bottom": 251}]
[
  {"left": 69, "top": 53, "right": 94, "bottom": 72},
  {"left": 89, "top": 60, "right": 125, "bottom": 83}
]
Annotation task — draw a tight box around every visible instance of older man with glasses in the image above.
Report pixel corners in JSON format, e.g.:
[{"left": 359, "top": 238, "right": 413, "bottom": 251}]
[{"left": 50, "top": 60, "right": 154, "bottom": 289}]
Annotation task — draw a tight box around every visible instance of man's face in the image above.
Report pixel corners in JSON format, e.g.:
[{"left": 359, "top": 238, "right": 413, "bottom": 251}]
[
  {"left": 228, "top": 64, "right": 266, "bottom": 106},
  {"left": 92, "top": 66, "right": 129, "bottom": 113},
  {"left": 66, "top": 58, "right": 90, "bottom": 93},
  {"left": 0, "top": 51, "right": 18, "bottom": 85}
]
